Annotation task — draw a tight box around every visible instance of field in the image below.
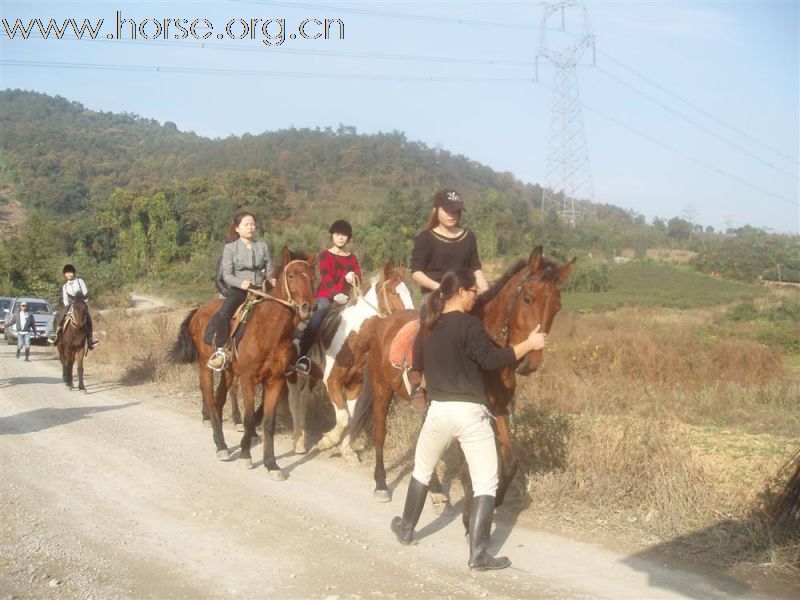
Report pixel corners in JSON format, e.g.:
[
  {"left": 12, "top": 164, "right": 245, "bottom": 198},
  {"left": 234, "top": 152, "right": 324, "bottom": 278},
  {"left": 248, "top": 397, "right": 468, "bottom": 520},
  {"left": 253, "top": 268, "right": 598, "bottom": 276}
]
[{"left": 88, "top": 261, "right": 799, "bottom": 581}]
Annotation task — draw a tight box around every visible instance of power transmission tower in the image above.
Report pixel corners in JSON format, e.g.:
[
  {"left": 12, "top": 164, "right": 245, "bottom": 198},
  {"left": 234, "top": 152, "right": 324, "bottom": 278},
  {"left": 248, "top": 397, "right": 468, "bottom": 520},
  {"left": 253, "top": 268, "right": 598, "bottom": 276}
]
[{"left": 537, "top": 1, "right": 596, "bottom": 226}]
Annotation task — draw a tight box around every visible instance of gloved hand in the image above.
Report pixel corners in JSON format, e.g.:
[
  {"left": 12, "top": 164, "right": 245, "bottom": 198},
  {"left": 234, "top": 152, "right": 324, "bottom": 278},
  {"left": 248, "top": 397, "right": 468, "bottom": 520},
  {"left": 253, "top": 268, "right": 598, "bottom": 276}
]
[
  {"left": 344, "top": 271, "right": 357, "bottom": 285},
  {"left": 333, "top": 293, "right": 349, "bottom": 305}
]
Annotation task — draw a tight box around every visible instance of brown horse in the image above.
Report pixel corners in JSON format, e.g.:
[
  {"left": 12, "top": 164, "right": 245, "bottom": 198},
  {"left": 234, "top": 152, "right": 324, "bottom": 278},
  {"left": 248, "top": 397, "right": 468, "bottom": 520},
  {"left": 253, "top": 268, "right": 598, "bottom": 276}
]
[
  {"left": 346, "top": 246, "right": 574, "bottom": 526},
  {"left": 170, "top": 248, "right": 316, "bottom": 479},
  {"left": 56, "top": 294, "right": 90, "bottom": 391},
  {"left": 287, "top": 263, "right": 414, "bottom": 455}
]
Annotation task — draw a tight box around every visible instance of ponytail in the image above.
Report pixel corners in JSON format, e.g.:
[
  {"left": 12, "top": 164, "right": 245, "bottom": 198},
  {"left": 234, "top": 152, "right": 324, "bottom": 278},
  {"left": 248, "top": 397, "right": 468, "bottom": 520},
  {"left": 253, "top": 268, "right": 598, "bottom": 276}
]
[{"left": 422, "top": 268, "right": 477, "bottom": 335}]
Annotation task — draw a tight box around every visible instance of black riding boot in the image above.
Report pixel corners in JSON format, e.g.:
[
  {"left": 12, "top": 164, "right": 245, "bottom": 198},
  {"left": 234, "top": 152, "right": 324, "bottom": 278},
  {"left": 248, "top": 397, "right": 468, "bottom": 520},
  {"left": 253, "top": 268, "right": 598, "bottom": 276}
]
[
  {"left": 468, "top": 495, "right": 511, "bottom": 571},
  {"left": 390, "top": 477, "right": 428, "bottom": 545},
  {"left": 24, "top": 348, "right": 30, "bottom": 361}
]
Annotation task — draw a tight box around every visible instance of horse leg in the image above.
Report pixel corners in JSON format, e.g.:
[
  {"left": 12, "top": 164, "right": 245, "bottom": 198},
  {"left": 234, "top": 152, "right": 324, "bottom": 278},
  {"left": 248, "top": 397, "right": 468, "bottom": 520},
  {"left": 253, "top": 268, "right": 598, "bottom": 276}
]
[
  {"left": 493, "top": 414, "right": 517, "bottom": 508},
  {"left": 237, "top": 374, "right": 258, "bottom": 469},
  {"left": 203, "top": 365, "right": 229, "bottom": 460},
  {"left": 229, "top": 374, "right": 243, "bottom": 432},
  {"left": 261, "top": 378, "right": 287, "bottom": 480},
  {"left": 372, "top": 380, "right": 393, "bottom": 502},
  {"left": 287, "top": 379, "right": 309, "bottom": 455},
  {"left": 65, "top": 356, "right": 74, "bottom": 390},
  {"left": 76, "top": 350, "right": 85, "bottom": 391},
  {"left": 317, "top": 366, "right": 351, "bottom": 450}
]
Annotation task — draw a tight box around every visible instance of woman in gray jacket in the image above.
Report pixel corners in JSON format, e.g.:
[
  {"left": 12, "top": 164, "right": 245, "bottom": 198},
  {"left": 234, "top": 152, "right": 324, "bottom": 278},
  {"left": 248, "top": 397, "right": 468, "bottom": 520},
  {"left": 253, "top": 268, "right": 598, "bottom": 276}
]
[{"left": 205, "top": 211, "right": 275, "bottom": 370}]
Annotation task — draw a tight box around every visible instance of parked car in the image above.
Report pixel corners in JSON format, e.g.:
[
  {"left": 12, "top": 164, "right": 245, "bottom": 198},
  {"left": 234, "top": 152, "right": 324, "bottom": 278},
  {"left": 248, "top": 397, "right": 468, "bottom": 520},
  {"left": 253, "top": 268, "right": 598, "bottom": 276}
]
[
  {"left": 4, "top": 297, "right": 56, "bottom": 345},
  {"left": 0, "top": 297, "right": 12, "bottom": 333}
]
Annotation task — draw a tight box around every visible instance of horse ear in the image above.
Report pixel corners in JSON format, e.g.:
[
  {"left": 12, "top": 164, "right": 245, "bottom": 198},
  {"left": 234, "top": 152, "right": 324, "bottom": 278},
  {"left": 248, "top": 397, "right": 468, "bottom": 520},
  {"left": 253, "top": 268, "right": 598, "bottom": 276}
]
[
  {"left": 282, "top": 247, "right": 291, "bottom": 265},
  {"left": 528, "top": 246, "right": 544, "bottom": 272},
  {"left": 557, "top": 257, "right": 577, "bottom": 286},
  {"left": 383, "top": 262, "right": 393, "bottom": 279},
  {"left": 308, "top": 253, "right": 317, "bottom": 267}
]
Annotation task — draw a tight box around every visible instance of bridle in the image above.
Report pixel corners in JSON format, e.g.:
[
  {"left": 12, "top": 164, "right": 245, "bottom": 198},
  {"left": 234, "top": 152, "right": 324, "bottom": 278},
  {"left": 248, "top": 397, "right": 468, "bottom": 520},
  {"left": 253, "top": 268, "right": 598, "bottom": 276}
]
[
  {"left": 351, "top": 273, "right": 403, "bottom": 318},
  {"left": 246, "top": 259, "right": 313, "bottom": 316},
  {"left": 488, "top": 270, "right": 538, "bottom": 347}
]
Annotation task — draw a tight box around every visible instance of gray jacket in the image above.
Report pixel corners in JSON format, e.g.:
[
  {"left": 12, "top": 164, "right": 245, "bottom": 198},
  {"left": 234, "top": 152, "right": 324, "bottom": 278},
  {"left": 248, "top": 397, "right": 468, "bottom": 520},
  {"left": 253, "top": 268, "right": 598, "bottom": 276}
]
[{"left": 221, "top": 238, "right": 273, "bottom": 289}]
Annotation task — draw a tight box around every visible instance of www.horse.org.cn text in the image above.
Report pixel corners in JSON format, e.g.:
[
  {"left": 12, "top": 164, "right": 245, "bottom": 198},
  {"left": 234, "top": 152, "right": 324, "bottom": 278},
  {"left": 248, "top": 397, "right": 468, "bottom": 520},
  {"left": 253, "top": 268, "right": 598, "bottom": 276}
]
[{"left": 2, "top": 11, "right": 346, "bottom": 47}]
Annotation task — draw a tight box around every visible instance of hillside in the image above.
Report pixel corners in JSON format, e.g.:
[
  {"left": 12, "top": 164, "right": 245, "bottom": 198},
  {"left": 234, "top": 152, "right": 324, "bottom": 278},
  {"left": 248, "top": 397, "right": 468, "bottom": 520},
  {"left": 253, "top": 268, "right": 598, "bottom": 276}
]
[{"left": 0, "top": 89, "right": 797, "bottom": 300}]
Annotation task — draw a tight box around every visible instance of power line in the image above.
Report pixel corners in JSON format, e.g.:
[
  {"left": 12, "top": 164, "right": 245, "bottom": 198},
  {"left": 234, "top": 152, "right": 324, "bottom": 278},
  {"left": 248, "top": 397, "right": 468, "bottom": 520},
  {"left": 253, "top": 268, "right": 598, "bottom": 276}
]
[
  {"left": 240, "top": 0, "right": 797, "bottom": 171},
  {"left": 598, "top": 50, "right": 798, "bottom": 166},
  {"left": 553, "top": 80, "right": 798, "bottom": 208},
  {"left": 595, "top": 65, "right": 799, "bottom": 181},
  {"left": 2, "top": 57, "right": 794, "bottom": 208},
  {"left": 0, "top": 58, "right": 535, "bottom": 83},
  {"left": 227, "top": 0, "right": 538, "bottom": 30}
]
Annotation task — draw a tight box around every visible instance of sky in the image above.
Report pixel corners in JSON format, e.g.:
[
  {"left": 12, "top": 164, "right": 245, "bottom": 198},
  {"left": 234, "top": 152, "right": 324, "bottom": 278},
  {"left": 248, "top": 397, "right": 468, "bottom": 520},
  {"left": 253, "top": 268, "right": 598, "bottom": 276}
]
[{"left": 1, "top": 1, "right": 798, "bottom": 234}]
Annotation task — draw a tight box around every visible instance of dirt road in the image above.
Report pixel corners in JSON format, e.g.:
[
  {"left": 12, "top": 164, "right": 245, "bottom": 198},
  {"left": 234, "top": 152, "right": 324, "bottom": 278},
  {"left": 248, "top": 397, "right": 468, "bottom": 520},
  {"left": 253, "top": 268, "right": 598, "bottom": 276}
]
[{"left": 0, "top": 344, "right": 787, "bottom": 599}]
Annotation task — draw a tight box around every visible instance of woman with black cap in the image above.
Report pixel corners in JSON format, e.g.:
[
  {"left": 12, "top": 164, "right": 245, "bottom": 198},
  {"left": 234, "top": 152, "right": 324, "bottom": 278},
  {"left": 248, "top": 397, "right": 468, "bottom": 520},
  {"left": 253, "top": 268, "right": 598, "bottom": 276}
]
[
  {"left": 409, "top": 188, "right": 489, "bottom": 296},
  {"left": 408, "top": 189, "right": 489, "bottom": 400},
  {"left": 293, "top": 219, "right": 362, "bottom": 373}
]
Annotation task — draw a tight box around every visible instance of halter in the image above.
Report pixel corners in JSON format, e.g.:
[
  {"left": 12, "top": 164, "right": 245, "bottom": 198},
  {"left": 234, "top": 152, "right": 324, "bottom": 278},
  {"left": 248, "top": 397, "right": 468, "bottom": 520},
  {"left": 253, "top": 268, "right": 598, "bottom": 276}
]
[
  {"left": 351, "top": 273, "right": 400, "bottom": 318},
  {"left": 246, "top": 259, "right": 313, "bottom": 315},
  {"left": 488, "top": 270, "right": 538, "bottom": 347}
]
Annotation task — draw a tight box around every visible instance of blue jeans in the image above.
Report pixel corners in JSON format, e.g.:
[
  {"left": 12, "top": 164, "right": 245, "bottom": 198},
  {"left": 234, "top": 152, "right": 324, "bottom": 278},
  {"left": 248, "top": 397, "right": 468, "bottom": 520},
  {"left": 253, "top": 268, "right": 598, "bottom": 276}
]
[
  {"left": 299, "top": 296, "right": 332, "bottom": 356},
  {"left": 17, "top": 331, "right": 32, "bottom": 352}
]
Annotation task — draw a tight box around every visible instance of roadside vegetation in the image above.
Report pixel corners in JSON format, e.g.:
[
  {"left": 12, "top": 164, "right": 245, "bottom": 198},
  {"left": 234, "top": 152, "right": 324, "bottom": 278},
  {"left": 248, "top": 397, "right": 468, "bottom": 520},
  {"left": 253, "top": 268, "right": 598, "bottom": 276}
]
[{"left": 79, "top": 261, "right": 800, "bottom": 582}]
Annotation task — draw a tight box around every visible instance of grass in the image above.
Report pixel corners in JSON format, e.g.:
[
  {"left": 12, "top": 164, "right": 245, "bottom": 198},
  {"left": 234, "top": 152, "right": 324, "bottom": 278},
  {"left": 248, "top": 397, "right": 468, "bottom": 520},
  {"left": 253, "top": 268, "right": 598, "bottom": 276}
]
[
  {"left": 564, "top": 261, "right": 765, "bottom": 311},
  {"left": 82, "top": 273, "right": 799, "bottom": 580}
]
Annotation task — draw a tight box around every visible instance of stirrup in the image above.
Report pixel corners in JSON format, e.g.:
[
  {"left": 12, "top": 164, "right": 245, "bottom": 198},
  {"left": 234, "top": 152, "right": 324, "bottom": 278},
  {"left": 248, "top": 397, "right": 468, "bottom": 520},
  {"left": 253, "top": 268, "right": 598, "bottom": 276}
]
[
  {"left": 294, "top": 355, "right": 311, "bottom": 374},
  {"left": 207, "top": 347, "right": 227, "bottom": 372}
]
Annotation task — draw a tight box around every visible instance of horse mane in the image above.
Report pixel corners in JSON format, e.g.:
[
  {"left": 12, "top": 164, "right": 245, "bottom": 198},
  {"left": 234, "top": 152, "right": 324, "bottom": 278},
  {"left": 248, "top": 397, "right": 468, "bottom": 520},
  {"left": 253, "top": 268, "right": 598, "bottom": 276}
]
[{"left": 474, "top": 255, "right": 560, "bottom": 309}]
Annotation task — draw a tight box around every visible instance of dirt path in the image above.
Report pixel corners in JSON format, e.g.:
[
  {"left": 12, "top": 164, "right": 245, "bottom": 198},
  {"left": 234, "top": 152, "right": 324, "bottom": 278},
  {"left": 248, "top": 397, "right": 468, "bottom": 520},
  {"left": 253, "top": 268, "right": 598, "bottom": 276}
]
[{"left": 0, "top": 345, "right": 788, "bottom": 599}]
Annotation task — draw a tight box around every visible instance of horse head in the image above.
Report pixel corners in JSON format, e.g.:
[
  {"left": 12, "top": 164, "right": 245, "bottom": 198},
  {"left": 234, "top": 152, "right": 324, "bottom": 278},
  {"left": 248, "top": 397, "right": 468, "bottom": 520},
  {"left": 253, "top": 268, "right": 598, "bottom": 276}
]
[
  {"left": 376, "top": 263, "right": 414, "bottom": 314},
  {"left": 279, "top": 247, "right": 317, "bottom": 321},
  {"left": 479, "top": 246, "right": 575, "bottom": 375},
  {"left": 512, "top": 246, "right": 575, "bottom": 374},
  {"left": 68, "top": 293, "right": 88, "bottom": 327}
]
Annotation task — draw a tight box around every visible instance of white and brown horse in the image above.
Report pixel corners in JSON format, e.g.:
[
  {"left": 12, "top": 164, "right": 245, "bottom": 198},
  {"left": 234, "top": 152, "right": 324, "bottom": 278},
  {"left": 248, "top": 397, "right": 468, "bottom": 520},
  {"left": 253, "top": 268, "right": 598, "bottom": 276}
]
[{"left": 286, "top": 262, "right": 414, "bottom": 455}]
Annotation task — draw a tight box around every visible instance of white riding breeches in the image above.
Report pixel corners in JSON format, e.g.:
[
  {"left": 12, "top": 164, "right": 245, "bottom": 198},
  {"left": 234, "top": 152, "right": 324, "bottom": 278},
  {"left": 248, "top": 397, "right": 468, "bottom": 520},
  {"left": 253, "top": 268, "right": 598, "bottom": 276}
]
[{"left": 411, "top": 400, "right": 498, "bottom": 498}]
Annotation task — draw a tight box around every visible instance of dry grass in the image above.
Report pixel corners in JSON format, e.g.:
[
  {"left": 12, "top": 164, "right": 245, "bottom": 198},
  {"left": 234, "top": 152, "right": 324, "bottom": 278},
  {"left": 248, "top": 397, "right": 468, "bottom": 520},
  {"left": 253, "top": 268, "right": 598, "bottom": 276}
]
[{"left": 87, "top": 302, "right": 799, "bottom": 577}]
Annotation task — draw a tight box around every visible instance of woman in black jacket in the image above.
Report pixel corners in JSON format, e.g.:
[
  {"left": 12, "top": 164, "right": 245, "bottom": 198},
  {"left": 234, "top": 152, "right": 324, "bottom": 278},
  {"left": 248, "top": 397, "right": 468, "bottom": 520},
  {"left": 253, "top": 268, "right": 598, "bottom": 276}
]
[{"left": 390, "top": 268, "right": 547, "bottom": 571}]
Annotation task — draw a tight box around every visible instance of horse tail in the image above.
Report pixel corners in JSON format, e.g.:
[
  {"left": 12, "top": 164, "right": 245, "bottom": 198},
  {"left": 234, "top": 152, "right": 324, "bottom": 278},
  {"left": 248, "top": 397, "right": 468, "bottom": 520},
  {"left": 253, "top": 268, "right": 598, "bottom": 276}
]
[
  {"left": 347, "top": 362, "right": 374, "bottom": 442},
  {"left": 169, "top": 309, "right": 199, "bottom": 364}
]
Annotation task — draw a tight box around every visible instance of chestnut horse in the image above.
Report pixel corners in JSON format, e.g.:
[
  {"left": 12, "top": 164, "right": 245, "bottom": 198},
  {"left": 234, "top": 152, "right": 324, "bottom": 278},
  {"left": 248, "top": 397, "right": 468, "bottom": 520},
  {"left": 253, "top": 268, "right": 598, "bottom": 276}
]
[
  {"left": 346, "top": 246, "right": 574, "bottom": 526},
  {"left": 170, "top": 248, "right": 316, "bottom": 479},
  {"left": 286, "top": 263, "right": 414, "bottom": 454},
  {"left": 56, "top": 294, "right": 90, "bottom": 391}
]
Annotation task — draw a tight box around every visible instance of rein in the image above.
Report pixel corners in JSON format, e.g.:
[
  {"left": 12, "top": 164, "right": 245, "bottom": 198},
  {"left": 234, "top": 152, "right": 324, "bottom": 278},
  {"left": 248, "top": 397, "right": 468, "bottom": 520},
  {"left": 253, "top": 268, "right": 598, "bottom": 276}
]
[
  {"left": 244, "top": 259, "right": 311, "bottom": 314},
  {"left": 351, "top": 273, "right": 398, "bottom": 318},
  {"left": 487, "top": 270, "right": 537, "bottom": 347}
]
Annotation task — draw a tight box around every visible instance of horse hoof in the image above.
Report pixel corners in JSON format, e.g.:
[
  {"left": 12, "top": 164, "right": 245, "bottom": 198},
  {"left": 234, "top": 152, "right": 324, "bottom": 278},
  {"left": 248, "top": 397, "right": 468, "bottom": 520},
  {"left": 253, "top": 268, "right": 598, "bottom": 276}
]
[
  {"left": 240, "top": 457, "right": 254, "bottom": 470},
  {"left": 267, "top": 469, "right": 286, "bottom": 481},
  {"left": 294, "top": 442, "right": 308, "bottom": 455},
  {"left": 216, "top": 449, "right": 230, "bottom": 461},
  {"left": 315, "top": 437, "right": 334, "bottom": 451},
  {"left": 202, "top": 419, "right": 212, "bottom": 429},
  {"left": 234, "top": 423, "right": 244, "bottom": 432},
  {"left": 342, "top": 450, "right": 360, "bottom": 466},
  {"left": 373, "top": 489, "right": 391, "bottom": 503}
]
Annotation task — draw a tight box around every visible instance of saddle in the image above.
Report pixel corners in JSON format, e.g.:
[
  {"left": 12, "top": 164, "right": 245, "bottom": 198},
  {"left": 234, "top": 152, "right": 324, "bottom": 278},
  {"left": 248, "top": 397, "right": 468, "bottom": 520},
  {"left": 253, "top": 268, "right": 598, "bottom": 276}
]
[
  {"left": 389, "top": 319, "right": 419, "bottom": 369},
  {"left": 219, "top": 294, "right": 264, "bottom": 366}
]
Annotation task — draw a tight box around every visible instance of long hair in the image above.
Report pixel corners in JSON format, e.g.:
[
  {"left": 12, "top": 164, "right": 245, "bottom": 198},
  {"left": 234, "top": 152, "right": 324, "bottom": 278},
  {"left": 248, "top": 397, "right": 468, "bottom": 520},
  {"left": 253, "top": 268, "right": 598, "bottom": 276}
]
[
  {"left": 226, "top": 211, "right": 256, "bottom": 242},
  {"left": 423, "top": 268, "right": 476, "bottom": 334},
  {"left": 425, "top": 207, "right": 464, "bottom": 231}
]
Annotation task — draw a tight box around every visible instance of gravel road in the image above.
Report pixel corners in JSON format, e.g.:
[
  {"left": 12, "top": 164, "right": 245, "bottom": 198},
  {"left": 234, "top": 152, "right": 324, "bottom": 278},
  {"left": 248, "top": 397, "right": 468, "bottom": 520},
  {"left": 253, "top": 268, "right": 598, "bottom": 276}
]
[{"left": 0, "top": 344, "right": 789, "bottom": 599}]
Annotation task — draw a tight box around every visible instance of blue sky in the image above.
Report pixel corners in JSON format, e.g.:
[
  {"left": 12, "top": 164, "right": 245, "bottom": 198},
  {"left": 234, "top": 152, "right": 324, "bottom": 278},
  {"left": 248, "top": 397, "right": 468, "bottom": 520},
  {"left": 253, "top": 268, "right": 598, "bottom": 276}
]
[{"left": 1, "top": 1, "right": 798, "bottom": 233}]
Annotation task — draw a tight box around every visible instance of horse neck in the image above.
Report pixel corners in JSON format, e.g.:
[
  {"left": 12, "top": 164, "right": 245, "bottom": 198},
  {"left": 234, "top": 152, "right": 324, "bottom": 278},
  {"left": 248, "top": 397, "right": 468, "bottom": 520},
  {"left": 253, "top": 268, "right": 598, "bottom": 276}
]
[{"left": 475, "top": 269, "right": 526, "bottom": 336}]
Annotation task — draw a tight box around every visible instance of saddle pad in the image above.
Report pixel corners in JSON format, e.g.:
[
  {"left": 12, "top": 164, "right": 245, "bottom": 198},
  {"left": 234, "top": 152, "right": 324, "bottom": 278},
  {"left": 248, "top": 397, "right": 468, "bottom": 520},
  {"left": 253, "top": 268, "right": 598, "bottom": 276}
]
[{"left": 389, "top": 319, "right": 420, "bottom": 369}]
